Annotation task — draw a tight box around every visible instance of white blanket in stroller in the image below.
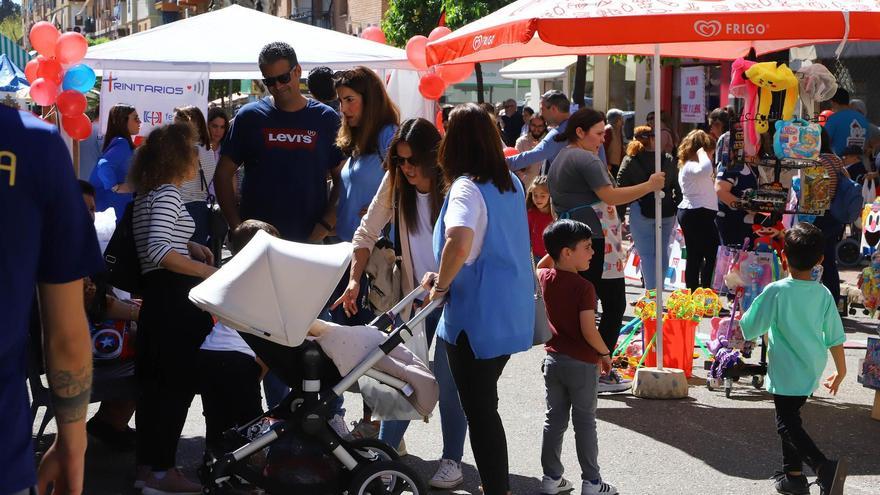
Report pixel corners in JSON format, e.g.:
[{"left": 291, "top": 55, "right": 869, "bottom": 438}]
[{"left": 312, "top": 321, "right": 438, "bottom": 419}]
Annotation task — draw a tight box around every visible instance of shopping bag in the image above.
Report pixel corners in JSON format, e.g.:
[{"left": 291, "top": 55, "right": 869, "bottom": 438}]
[{"left": 624, "top": 249, "right": 642, "bottom": 285}]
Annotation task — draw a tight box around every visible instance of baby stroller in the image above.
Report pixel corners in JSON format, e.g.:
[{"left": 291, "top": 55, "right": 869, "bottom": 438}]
[{"left": 189, "top": 231, "right": 437, "bottom": 494}]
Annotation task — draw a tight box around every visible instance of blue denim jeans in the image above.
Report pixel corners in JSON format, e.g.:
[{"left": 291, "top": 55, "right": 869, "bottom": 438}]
[
  {"left": 628, "top": 201, "right": 676, "bottom": 290},
  {"left": 378, "top": 308, "right": 467, "bottom": 461}
]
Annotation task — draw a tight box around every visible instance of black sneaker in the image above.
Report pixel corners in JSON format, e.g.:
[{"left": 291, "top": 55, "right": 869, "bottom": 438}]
[
  {"left": 816, "top": 459, "right": 848, "bottom": 495},
  {"left": 772, "top": 471, "right": 810, "bottom": 495},
  {"left": 86, "top": 417, "right": 136, "bottom": 451}
]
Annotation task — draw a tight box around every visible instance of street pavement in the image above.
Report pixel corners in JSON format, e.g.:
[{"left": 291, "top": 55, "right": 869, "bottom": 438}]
[{"left": 34, "top": 272, "right": 880, "bottom": 495}]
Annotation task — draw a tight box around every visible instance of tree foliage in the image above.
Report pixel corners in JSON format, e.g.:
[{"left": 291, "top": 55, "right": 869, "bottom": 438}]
[
  {"left": 381, "top": 0, "right": 515, "bottom": 48},
  {"left": 0, "top": 0, "right": 21, "bottom": 21},
  {"left": 0, "top": 13, "right": 22, "bottom": 42}
]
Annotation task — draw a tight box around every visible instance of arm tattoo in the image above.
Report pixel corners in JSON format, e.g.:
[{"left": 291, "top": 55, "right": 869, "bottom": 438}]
[{"left": 48, "top": 365, "right": 93, "bottom": 424}]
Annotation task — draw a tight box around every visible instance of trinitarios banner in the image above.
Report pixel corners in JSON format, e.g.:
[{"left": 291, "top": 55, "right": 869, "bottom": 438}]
[{"left": 99, "top": 70, "right": 209, "bottom": 140}]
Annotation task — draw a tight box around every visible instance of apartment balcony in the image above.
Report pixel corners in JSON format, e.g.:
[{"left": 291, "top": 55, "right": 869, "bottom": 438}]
[{"left": 289, "top": 7, "right": 332, "bottom": 30}]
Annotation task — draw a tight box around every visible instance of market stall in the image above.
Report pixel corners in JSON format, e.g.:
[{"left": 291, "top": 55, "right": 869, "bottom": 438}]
[{"left": 425, "top": 0, "right": 880, "bottom": 397}]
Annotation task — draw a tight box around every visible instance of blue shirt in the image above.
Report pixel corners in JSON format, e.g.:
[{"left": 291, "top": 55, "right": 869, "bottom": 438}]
[
  {"left": 507, "top": 118, "right": 607, "bottom": 172},
  {"left": 221, "top": 98, "right": 343, "bottom": 241},
  {"left": 0, "top": 105, "right": 103, "bottom": 494},
  {"left": 89, "top": 136, "right": 134, "bottom": 221},
  {"left": 337, "top": 124, "right": 396, "bottom": 241},
  {"left": 824, "top": 108, "right": 869, "bottom": 156}
]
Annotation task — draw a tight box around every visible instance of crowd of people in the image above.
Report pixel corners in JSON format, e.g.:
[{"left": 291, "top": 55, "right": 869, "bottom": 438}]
[{"left": 1, "top": 38, "right": 862, "bottom": 495}]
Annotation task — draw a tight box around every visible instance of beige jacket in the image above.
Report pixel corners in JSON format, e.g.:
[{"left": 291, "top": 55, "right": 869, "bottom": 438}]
[{"left": 351, "top": 171, "right": 420, "bottom": 317}]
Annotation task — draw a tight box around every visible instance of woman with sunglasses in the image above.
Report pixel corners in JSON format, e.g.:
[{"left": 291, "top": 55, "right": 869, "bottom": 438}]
[
  {"left": 334, "top": 118, "right": 468, "bottom": 489},
  {"left": 89, "top": 103, "right": 140, "bottom": 221},
  {"left": 616, "top": 125, "right": 681, "bottom": 290},
  {"left": 326, "top": 67, "right": 399, "bottom": 326}
]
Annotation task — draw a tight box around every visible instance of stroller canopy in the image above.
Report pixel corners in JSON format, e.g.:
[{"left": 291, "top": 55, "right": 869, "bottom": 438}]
[{"left": 189, "top": 231, "right": 352, "bottom": 347}]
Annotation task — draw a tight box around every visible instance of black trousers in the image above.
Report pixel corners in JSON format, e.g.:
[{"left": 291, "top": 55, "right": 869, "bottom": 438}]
[
  {"left": 580, "top": 237, "right": 628, "bottom": 351},
  {"left": 773, "top": 395, "right": 829, "bottom": 474},
  {"left": 136, "top": 270, "right": 213, "bottom": 470},
  {"left": 678, "top": 208, "right": 720, "bottom": 290},
  {"left": 813, "top": 215, "right": 844, "bottom": 306},
  {"left": 197, "top": 350, "right": 263, "bottom": 452},
  {"left": 443, "top": 333, "right": 511, "bottom": 495}
]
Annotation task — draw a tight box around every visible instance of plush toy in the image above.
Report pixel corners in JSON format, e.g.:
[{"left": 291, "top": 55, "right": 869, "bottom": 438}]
[
  {"left": 730, "top": 57, "right": 759, "bottom": 157},
  {"left": 752, "top": 219, "right": 786, "bottom": 269},
  {"left": 745, "top": 62, "right": 800, "bottom": 135},
  {"left": 859, "top": 252, "right": 880, "bottom": 317},
  {"left": 796, "top": 63, "right": 838, "bottom": 116}
]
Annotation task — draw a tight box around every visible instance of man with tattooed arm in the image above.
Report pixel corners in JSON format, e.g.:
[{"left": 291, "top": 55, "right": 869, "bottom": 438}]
[{"left": 1, "top": 104, "right": 104, "bottom": 495}]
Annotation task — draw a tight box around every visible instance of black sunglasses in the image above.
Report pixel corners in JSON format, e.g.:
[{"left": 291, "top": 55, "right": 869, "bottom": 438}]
[
  {"left": 392, "top": 155, "right": 418, "bottom": 167},
  {"left": 262, "top": 67, "right": 295, "bottom": 87}
]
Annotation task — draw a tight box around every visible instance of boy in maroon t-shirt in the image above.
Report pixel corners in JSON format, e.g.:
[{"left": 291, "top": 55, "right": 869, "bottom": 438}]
[{"left": 536, "top": 220, "right": 618, "bottom": 495}]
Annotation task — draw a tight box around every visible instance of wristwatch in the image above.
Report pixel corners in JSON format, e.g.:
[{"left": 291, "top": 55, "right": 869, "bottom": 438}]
[{"left": 318, "top": 219, "right": 333, "bottom": 231}]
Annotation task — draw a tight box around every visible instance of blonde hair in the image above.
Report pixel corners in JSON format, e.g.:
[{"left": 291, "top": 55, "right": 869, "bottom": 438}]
[
  {"left": 526, "top": 175, "right": 551, "bottom": 212},
  {"left": 677, "top": 129, "right": 715, "bottom": 167},
  {"left": 627, "top": 125, "right": 653, "bottom": 157}
]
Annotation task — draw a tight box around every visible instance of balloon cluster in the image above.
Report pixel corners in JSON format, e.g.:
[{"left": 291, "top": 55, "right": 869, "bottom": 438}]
[
  {"left": 407, "top": 27, "right": 474, "bottom": 100},
  {"left": 24, "top": 22, "right": 95, "bottom": 141},
  {"left": 634, "top": 288, "right": 722, "bottom": 322}
]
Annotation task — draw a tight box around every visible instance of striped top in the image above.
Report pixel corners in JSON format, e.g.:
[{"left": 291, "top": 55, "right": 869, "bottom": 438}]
[
  {"left": 133, "top": 184, "right": 195, "bottom": 274},
  {"left": 179, "top": 145, "right": 218, "bottom": 203}
]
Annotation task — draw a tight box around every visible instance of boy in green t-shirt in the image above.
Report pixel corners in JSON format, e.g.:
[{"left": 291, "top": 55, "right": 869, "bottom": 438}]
[{"left": 740, "top": 222, "right": 847, "bottom": 495}]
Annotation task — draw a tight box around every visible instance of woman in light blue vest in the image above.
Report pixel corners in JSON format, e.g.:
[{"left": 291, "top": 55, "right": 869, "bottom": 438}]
[{"left": 423, "top": 103, "right": 534, "bottom": 495}]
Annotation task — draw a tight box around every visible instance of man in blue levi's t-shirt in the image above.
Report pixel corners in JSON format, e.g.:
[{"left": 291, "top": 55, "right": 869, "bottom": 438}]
[
  {"left": 824, "top": 88, "right": 869, "bottom": 156},
  {"left": 216, "top": 41, "right": 343, "bottom": 242},
  {"left": 0, "top": 105, "right": 104, "bottom": 495}
]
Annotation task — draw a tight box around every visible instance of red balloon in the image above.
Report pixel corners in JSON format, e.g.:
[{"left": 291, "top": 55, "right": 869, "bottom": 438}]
[
  {"left": 360, "top": 26, "right": 386, "bottom": 44},
  {"left": 62, "top": 113, "right": 92, "bottom": 141},
  {"left": 418, "top": 73, "right": 446, "bottom": 100},
  {"left": 29, "top": 21, "right": 60, "bottom": 58},
  {"left": 428, "top": 26, "right": 452, "bottom": 42},
  {"left": 30, "top": 78, "right": 59, "bottom": 106},
  {"left": 55, "top": 32, "right": 89, "bottom": 65},
  {"left": 503, "top": 147, "right": 520, "bottom": 158},
  {"left": 57, "top": 90, "right": 87, "bottom": 117},
  {"left": 36, "top": 56, "right": 63, "bottom": 84},
  {"left": 24, "top": 59, "right": 39, "bottom": 83},
  {"left": 819, "top": 109, "right": 834, "bottom": 126},
  {"left": 436, "top": 63, "right": 474, "bottom": 84},
  {"left": 435, "top": 109, "right": 445, "bottom": 135},
  {"left": 406, "top": 35, "right": 429, "bottom": 70}
]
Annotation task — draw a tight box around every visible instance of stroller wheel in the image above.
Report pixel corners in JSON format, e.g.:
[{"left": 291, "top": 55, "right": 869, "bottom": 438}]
[
  {"left": 347, "top": 460, "right": 426, "bottom": 495},
  {"left": 752, "top": 375, "right": 764, "bottom": 389},
  {"left": 349, "top": 438, "right": 400, "bottom": 462},
  {"left": 836, "top": 238, "right": 862, "bottom": 267}
]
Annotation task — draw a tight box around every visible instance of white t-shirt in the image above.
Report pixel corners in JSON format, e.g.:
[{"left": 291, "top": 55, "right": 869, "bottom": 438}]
[
  {"left": 678, "top": 148, "right": 718, "bottom": 211},
  {"left": 443, "top": 178, "right": 488, "bottom": 265},
  {"left": 200, "top": 321, "right": 256, "bottom": 358},
  {"left": 408, "top": 192, "right": 440, "bottom": 285}
]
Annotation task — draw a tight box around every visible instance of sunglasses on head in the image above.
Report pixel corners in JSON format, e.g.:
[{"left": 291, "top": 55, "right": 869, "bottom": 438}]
[{"left": 262, "top": 67, "right": 295, "bottom": 87}]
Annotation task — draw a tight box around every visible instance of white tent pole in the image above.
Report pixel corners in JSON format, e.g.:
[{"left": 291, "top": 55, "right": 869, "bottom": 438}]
[{"left": 653, "top": 43, "right": 664, "bottom": 370}]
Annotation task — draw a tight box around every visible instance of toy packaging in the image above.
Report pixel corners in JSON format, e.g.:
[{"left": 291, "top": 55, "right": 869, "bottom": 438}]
[
  {"left": 774, "top": 119, "right": 821, "bottom": 160},
  {"left": 858, "top": 253, "right": 880, "bottom": 317},
  {"left": 860, "top": 200, "right": 880, "bottom": 256},
  {"left": 799, "top": 165, "right": 833, "bottom": 214}
]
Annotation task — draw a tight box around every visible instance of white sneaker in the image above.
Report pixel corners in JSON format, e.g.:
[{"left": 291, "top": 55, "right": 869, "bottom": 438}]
[
  {"left": 541, "top": 476, "right": 574, "bottom": 494},
  {"left": 598, "top": 369, "right": 632, "bottom": 393},
  {"left": 429, "top": 459, "right": 464, "bottom": 489},
  {"left": 582, "top": 479, "right": 618, "bottom": 495},
  {"left": 328, "top": 414, "right": 351, "bottom": 439}
]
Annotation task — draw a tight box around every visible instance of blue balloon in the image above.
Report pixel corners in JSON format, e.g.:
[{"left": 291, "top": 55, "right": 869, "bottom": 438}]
[{"left": 62, "top": 64, "right": 96, "bottom": 93}]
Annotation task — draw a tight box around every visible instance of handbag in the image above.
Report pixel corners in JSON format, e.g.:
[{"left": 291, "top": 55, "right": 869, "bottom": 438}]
[
  {"left": 199, "top": 162, "right": 228, "bottom": 266},
  {"left": 103, "top": 201, "right": 143, "bottom": 293},
  {"left": 365, "top": 207, "right": 403, "bottom": 314},
  {"left": 531, "top": 252, "right": 553, "bottom": 346}
]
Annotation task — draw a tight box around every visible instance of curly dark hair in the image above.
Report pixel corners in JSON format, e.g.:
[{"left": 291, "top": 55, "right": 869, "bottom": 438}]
[
  {"left": 128, "top": 123, "right": 197, "bottom": 194},
  {"left": 258, "top": 41, "right": 298, "bottom": 68}
]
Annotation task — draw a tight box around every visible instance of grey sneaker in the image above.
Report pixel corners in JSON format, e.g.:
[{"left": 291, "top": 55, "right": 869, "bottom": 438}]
[
  {"left": 430, "top": 459, "right": 464, "bottom": 489},
  {"left": 328, "top": 414, "right": 351, "bottom": 439},
  {"left": 581, "top": 479, "right": 619, "bottom": 495},
  {"left": 598, "top": 369, "right": 632, "bottom": 393},
  {"left": 772, "top": 471, "right": 810, "bottom": 495},
  {"left": 540, "top": 476, "right": 574, "bottom": 495}
]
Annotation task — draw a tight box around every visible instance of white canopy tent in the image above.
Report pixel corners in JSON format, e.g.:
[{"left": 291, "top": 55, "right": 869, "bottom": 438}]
[{"left": 83, "top": 4, "right": 412, "bottom": 77}]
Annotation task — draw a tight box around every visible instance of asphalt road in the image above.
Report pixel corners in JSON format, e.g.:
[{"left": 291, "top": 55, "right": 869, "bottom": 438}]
[{"left": 34, "top": 283, "right": 880, "bottom": 495}]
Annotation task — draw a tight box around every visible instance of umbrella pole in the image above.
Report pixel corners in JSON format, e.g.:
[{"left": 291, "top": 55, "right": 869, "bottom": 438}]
[
  {"left": 632, "top": 44, "right": 688, "bottom": 399},
  {"left": 652, "top": 44, "right": 664, "bottom": 371}
]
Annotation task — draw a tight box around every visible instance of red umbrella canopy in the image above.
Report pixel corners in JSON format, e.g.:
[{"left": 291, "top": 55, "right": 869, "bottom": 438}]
[{"left": 426, "top": 0, "right": 880, "bottom": 65}]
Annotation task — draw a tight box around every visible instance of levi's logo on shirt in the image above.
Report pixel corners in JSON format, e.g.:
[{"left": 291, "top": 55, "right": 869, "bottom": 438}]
[{"left": 263, "top": 128, "right": 318, "bottom": 150}]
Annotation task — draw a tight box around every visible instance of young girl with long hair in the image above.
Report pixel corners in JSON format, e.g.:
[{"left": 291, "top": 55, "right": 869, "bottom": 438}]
[{"left": 526, "top": 176, "right": 554, "bottom": 261}]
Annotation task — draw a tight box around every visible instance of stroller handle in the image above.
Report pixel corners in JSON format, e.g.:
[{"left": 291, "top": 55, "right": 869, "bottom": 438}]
[{"left": 368, "top": 286, "right": 429, "bottom": 332}]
